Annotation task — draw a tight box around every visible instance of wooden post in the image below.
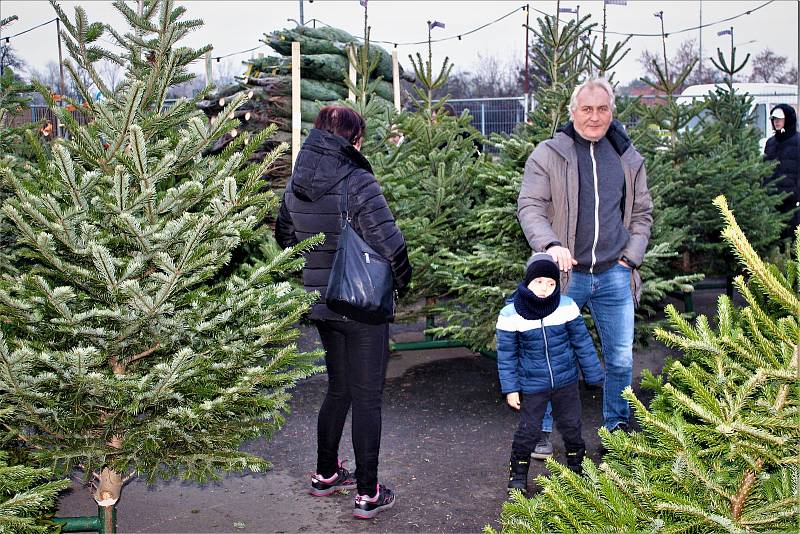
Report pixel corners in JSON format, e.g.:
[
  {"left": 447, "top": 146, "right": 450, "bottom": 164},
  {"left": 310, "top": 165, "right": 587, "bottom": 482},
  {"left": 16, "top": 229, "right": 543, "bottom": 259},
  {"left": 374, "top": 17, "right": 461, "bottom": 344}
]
[
  {"left": 391, "top": 49, "right": 400, "bottom": 111},
  {"left": 205, "top": 51, "right": 212, "bottom": 87},
  {"left": 55, "top": 18, "right": 66, "bottom": 138},
  {"left": 348, "top": 44, "right": 357, "bottom": 102},
  {"left": 291, "top": 41, "right": 301, "bottom": 171}
]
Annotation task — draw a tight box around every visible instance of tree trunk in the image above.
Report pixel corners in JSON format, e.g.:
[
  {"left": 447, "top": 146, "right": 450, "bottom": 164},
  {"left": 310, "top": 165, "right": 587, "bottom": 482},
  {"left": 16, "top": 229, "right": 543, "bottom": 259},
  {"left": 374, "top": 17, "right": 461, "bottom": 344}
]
[{"left": 93, "top": 467, "right": 123, "bottom": 507}]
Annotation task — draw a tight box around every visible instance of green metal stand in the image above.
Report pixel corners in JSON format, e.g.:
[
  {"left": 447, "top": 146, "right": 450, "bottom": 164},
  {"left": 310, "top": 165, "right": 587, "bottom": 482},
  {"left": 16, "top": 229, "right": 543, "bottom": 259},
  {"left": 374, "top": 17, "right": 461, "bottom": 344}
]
[
  {"left": 680, "top": 275, "right": 734, "bottom": 314},
  {"left": 54, "top": 505, "right": 116, "bottom": 533},
  {"left": 391, "top": 338, "right": 467, "bottom": 351},
  {"left": 389, "top": 311, "right": 498, "bottom": 359}
]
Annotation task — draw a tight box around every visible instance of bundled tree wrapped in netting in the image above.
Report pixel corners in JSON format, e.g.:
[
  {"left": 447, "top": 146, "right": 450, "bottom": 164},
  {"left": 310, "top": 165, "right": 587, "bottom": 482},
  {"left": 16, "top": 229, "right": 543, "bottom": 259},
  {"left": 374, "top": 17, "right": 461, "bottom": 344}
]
[{"left": 196, "top": 24, "right": 408, "bottom": 191}]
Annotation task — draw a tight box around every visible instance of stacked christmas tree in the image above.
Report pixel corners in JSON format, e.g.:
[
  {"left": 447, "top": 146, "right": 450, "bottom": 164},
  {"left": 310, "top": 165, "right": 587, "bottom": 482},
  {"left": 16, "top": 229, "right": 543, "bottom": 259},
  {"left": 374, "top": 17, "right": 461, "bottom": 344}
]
[{"left": 196, "top": 25, "right": 406, "bottom": 190}]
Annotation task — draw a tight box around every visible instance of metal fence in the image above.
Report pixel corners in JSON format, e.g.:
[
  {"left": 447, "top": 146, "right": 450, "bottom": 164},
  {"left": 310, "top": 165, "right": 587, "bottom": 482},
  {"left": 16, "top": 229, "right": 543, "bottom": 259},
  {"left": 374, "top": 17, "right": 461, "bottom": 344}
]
[
  {"left": 444, "top": 97, "right": 528, "bottom": 150},
  {"left": 8, "top": 105, "right": 90, "bottom": 130},
  {"left": 7, "top": 99, "right": 182, "bottom": 134}
]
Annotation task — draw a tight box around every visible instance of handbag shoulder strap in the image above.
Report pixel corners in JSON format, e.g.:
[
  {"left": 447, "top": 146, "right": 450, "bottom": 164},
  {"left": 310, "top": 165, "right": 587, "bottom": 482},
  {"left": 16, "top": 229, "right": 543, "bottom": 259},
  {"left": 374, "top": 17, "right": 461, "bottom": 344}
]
[{"left": 339, "top": 171, "right": 355, "bottom": 226}]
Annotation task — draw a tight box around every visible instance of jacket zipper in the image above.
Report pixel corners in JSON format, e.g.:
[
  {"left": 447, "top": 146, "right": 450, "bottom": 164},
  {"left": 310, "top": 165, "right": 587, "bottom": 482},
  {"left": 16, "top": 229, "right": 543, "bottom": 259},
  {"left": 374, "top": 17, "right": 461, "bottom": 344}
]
[
  {"left": 541, "top": 319, "right": 555, "bottom": 389},
  {"left": 589, "top": 142, "right": 600, "bottom": 274}
]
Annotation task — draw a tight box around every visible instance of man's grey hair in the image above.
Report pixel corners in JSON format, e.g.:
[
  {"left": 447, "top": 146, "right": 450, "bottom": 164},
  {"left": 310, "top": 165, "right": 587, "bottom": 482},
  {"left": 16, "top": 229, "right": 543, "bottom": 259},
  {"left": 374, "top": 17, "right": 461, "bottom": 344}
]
[{"left": 568, "top": 78, "right": 616, "bottom": 119}]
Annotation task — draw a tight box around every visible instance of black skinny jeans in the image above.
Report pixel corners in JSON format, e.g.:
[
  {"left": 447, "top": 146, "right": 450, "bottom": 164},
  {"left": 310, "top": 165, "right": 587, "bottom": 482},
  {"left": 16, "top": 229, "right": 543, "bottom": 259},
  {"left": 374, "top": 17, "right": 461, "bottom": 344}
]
[
  {"left": 512, "top": 382, "right": 585, "bottom": 456},
  {"left": 313, "top": 319, "right": 391, "bottom": 496}
]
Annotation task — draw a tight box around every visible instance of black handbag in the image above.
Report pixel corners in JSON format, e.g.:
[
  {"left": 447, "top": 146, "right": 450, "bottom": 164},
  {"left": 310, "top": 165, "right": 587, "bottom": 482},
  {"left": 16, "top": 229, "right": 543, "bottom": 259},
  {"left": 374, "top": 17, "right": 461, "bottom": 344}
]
[{"left": 326, "top": 174, "right": 396, "bottom": 324}]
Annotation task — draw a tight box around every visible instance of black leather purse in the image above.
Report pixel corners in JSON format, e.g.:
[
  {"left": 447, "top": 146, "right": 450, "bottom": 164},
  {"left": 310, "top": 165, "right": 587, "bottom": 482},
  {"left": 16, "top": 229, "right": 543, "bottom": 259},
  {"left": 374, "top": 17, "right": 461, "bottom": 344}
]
[{"left": 326, "top": 174, "right": 396, "bottom": 324}]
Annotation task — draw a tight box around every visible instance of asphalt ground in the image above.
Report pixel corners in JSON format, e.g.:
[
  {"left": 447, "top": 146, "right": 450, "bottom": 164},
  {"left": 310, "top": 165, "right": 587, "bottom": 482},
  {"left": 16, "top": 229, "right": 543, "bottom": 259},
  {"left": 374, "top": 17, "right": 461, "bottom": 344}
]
[{"left": 56, "top": 290, "right": 729, "bottom": 533}]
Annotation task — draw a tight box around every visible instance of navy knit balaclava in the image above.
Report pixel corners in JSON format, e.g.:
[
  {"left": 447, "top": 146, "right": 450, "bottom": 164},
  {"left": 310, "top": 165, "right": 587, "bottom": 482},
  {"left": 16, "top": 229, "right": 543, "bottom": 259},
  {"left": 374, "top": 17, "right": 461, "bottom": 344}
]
[{"left": 514, "top": 253, "right": 561, "bottom": 320}]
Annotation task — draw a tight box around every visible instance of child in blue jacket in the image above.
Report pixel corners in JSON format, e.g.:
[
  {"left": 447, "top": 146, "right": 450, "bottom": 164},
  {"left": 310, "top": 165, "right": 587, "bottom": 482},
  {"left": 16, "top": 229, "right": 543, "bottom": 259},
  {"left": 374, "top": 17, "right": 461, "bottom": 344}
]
[{"left": 496, "top": 253, "right": 604, "bottom": 494}]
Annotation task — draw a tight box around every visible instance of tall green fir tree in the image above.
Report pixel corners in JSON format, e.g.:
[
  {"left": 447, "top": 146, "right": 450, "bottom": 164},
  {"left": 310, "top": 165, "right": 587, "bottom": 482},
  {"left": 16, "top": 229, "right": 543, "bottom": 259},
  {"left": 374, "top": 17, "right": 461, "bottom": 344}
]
[
  {"left": 490, "top": 196, "right": 800, "bottom": 533},
  {"left": 0, "top": 0, "right": 322, "bottom": 523},
  {"left": 339, "top": 1, "right": 395, "bottom": 156},
  {"left": 431, "top": 9, "right": 692, "bottom": 350},
  {"left": 0, "top": 65, "right": 50, "bottom": 276},
  {"left": 373, "top": 23, "right": 489, "bottom": 314},
  {"left": 426, "top": 11, "right": 593, "bottom": 349},
  {"left": 636, "top": 46, "right": 787, "bottom": 276}
]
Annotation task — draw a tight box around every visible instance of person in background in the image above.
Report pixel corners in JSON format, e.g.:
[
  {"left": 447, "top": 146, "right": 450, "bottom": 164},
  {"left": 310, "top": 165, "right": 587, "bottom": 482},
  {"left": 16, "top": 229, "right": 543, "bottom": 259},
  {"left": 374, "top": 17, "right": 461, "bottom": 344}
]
[{"left": 764, "top": 104, "right": 800, "bottom": 240}]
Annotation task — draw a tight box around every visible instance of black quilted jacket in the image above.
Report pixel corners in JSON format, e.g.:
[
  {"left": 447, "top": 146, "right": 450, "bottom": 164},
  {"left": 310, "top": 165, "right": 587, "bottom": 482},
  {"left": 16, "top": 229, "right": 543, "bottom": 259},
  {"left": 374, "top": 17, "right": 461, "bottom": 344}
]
[
  {"left": 276, "top": 128, "right": 412, "bottom": 322},
  {"left": 764, "top": 103, "right": 800, "bottom": 228}
]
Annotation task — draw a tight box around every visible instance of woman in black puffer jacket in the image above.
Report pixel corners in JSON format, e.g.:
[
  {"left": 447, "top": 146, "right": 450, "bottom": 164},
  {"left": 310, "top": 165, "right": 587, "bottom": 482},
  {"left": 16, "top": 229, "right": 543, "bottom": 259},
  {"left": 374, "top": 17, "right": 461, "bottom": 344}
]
[{"left": 276, "top": 106, "right": 410, "bottom": 518}]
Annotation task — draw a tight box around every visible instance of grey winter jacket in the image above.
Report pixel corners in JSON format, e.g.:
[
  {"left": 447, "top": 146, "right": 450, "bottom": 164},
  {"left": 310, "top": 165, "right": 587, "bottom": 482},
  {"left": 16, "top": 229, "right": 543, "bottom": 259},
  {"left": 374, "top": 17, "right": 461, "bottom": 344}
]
[{"left": 517, "top": 120, "right": 653, "bottom": 303}]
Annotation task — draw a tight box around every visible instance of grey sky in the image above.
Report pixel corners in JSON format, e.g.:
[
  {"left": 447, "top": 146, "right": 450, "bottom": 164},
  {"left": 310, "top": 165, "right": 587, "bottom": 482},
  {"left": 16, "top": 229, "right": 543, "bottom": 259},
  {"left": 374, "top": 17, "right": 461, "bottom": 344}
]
[{"left": 2, "top": 1, "right": 798, "bottom": 86}]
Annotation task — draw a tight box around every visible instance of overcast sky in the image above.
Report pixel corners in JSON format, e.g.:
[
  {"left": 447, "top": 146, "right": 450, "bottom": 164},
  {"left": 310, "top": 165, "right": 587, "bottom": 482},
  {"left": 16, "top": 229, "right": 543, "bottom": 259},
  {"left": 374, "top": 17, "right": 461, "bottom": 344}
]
[{"left": 2, "top": 0, "right": 798, "bottom": 86}]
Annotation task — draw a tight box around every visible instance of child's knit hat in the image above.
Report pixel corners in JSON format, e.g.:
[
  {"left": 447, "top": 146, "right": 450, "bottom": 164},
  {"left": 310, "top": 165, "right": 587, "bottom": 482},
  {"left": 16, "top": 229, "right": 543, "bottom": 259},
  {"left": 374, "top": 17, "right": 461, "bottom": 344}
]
[
  {"left": 523, "top": 253, "right": 560, "bottom": 286},
  {"left": 516, "top": 253, "right": 561, "bottom": 320}
]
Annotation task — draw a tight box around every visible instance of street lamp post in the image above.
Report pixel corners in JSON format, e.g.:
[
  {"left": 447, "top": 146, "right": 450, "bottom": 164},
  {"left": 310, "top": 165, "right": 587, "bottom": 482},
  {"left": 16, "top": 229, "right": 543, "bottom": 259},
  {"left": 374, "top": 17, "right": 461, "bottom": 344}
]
[{"left": 698, "top": 0, "right": 703, "bottom": 82}]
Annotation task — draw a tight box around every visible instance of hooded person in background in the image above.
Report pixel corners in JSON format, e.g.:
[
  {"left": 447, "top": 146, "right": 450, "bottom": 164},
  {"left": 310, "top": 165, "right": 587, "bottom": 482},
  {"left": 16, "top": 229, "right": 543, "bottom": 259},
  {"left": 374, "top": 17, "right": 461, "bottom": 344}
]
[{"left": 764, "top": 104, "right": 800, "bottom": 238}]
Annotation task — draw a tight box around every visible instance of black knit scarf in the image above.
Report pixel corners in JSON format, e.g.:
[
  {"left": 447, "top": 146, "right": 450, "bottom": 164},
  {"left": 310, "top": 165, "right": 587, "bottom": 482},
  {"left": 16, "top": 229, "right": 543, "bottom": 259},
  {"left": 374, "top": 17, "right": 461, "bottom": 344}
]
[{"left": 513, "top": 283, "right": 561, "bottom": 320}]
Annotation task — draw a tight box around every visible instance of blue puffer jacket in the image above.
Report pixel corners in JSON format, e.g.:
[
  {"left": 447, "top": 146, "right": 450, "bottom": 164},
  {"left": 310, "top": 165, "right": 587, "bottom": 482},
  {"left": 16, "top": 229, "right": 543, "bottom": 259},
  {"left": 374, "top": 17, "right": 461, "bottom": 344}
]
[{"left": 496, "top": 296, "right": 604, "bottom": 394}]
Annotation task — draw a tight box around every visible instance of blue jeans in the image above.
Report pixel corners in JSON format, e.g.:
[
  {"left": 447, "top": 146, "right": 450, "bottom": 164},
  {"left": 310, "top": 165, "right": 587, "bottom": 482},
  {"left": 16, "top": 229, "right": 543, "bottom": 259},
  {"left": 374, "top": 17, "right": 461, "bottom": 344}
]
[{"left": 541, "top": 263, "right": 634, "bottom": 431}]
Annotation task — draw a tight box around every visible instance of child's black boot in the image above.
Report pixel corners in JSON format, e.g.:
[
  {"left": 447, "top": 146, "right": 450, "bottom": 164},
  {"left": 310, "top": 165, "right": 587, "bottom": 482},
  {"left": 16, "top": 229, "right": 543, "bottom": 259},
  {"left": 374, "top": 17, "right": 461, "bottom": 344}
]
[
  {"left": 565, "top": 446, "right": 586, "bottom": 475},
  {"left": 507, "top": 453, "right": 530, "bottom": 495}
]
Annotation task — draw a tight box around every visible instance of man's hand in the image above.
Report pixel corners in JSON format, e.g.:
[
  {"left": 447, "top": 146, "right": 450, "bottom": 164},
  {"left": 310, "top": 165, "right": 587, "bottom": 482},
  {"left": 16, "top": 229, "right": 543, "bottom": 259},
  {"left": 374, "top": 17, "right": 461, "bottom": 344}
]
[
  {"left": 547, "top": 245, "right": 577, "bottom": 272},
  {"left": 618, "top": 256, "right": 634, "bottom": 269},
  {"left": 506, "top": 392, "right": 521, "bottom": 410}
]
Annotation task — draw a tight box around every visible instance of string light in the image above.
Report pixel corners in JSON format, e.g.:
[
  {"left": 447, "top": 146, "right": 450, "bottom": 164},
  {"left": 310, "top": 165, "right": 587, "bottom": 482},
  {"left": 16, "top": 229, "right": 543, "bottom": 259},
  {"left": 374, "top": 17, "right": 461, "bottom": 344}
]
[{"left": 4, "top": 0, "right": 777, "bottom": 59}]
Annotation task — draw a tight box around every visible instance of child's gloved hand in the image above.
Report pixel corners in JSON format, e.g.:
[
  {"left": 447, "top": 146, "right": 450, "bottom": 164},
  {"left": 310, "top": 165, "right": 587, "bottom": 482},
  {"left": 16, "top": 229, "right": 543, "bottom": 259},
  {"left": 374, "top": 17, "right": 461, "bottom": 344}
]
[{"left": 506, "top": 392, "right": 521, "bottom": 410}]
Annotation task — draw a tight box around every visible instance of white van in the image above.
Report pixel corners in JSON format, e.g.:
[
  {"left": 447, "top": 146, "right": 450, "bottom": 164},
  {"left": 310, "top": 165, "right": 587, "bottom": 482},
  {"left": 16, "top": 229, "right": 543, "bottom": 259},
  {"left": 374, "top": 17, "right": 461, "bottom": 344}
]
[{"left": 676, "top": 83, "right": 799, "bottom": 151}]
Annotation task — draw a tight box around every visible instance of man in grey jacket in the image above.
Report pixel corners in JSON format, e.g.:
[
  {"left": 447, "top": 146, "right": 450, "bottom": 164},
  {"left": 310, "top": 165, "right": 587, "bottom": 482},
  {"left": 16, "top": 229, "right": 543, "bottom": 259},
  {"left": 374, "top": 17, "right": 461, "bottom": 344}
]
[{"left": 517, "top": 78, "right": 653, "bottom": 455}]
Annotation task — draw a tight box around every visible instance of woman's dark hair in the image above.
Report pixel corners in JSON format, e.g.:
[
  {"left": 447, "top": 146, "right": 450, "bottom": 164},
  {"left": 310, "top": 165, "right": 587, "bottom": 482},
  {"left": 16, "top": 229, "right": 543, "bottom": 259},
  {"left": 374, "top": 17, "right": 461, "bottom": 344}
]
[{"left": 314, "top": 106, "right": 366, "bottom": 145}]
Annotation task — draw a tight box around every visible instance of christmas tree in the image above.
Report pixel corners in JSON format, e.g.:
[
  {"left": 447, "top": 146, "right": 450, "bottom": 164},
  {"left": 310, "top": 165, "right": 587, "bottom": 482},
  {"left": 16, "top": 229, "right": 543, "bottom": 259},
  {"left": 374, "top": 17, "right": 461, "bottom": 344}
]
[
  {"left": 1, "top": 70, "right": 53, "bottom": 279},
  {"left": 424, "top": 11, "right": 590, "bottom": 349},
  {"left": 636, "top": 47, "right": 786, "bottom": 275},
  {"left": 0, "top": 449, "right": 70, "bottom": 534},
  {"left": 372, "top": 23, "right": 489, "bottom": 313},
  {"left": 0, "top": 0, "right": 322, "bottom": 523},
  {"left": 339, "top": 1, "right": 395, "bottom": 157},
  {"left": 490, "top": 196, "right": 800, "bottom": 532},
  {"left": 430, "top": 8, "right": 693, "bottom": 350}
]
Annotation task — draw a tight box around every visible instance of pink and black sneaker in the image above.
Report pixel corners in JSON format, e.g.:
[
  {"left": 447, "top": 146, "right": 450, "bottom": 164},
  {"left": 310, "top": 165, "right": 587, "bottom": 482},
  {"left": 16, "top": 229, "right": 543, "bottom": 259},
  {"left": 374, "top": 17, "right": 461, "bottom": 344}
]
[
  {"left": 309, "top": 460, "right": 357, "bottom": 497},
  {"left": 353, "top": 484, "right": 395, "bottom": 519}
]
